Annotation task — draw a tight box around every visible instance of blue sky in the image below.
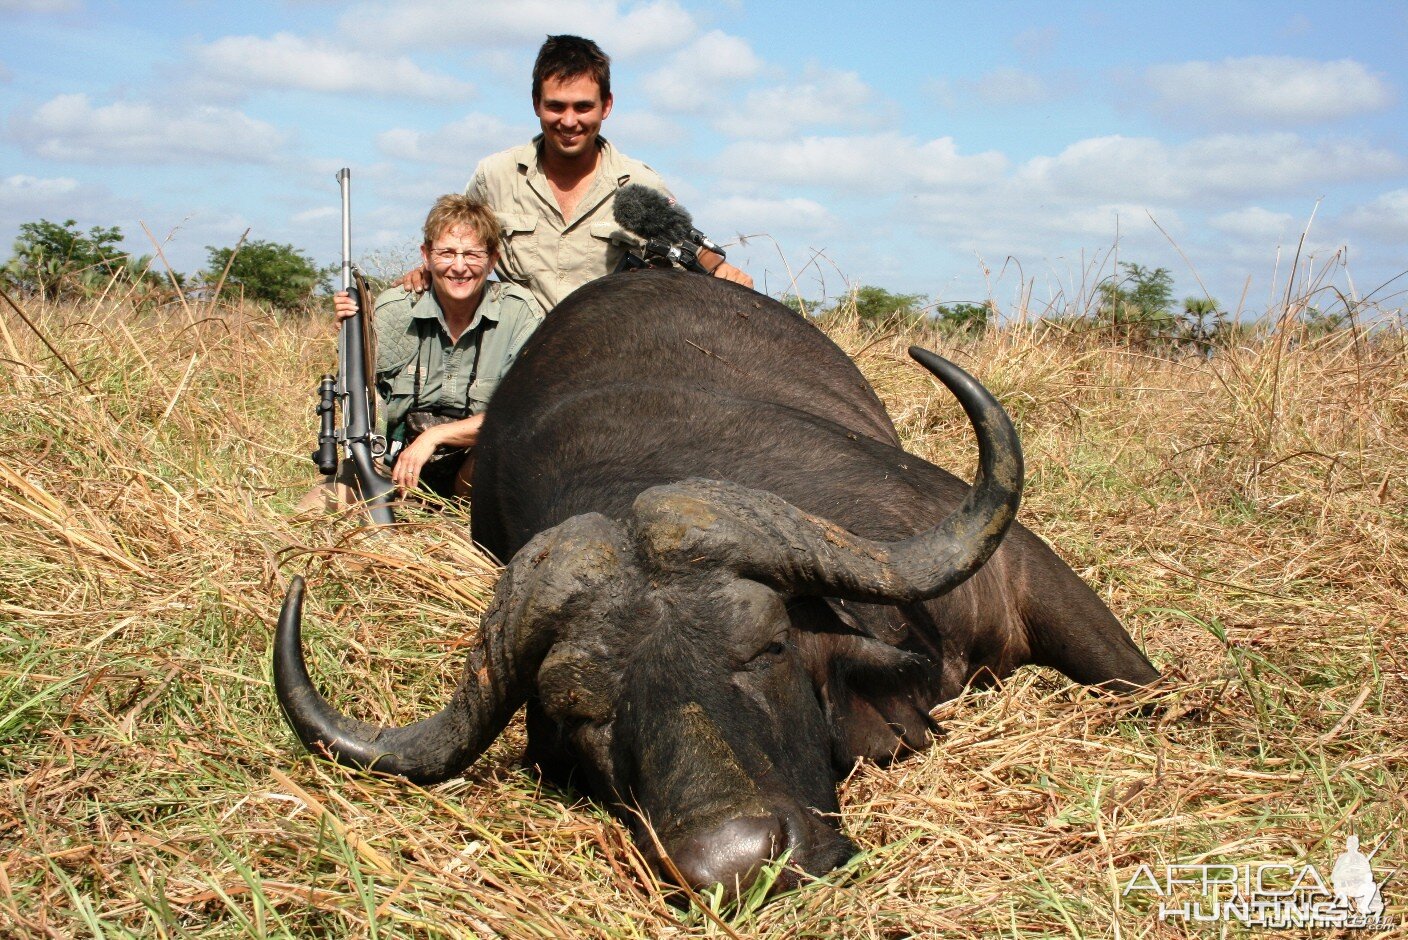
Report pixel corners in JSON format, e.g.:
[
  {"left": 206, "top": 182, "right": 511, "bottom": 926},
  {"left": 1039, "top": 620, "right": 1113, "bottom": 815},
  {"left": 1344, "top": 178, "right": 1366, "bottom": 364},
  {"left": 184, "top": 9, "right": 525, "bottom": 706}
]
[{"left": 3, "top": 0, "right": 1406, "bottom": 317}]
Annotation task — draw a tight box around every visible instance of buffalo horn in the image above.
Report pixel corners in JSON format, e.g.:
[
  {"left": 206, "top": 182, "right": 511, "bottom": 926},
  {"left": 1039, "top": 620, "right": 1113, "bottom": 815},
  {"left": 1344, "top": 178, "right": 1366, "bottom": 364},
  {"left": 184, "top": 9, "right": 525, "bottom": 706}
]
[
  {"left": 274, "top": 514, "right": 627, "bottom": 783},
  {"left": 631, "top": 348, "right": 1022, "bottom": 604}
]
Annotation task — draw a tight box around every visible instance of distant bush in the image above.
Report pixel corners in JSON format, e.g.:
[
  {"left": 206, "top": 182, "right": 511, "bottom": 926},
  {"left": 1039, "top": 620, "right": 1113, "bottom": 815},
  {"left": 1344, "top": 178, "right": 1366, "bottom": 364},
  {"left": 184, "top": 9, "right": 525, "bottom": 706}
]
[
  {"left": 2, "top": 218, "right": 163, "bottom": 302},
  {"left": 204, "top": 240, "right": 332, "bottom": 311},
  {"left": 1086, "top": 262, "right": 1239, "bottom": 354},
  {"left": 934, "top": 302, "right": 989, "bottom": 337},
  {"left": 850, "top": 284, "right": 928, "bottom": 330}
]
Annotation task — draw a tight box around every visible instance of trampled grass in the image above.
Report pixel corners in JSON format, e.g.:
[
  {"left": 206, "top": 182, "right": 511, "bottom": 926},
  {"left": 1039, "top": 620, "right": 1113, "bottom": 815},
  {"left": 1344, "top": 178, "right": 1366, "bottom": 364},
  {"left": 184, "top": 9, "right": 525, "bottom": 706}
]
[{"left": 1, "top": 281, "right": 1403, "bottom": 938}]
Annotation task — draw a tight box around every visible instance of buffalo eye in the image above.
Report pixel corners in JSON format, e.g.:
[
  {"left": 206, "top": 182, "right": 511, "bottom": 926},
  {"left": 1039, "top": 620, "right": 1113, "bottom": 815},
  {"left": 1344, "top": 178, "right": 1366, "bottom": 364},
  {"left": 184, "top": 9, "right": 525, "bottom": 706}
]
[{"left": 743, "top": 639, "right": 788, "bottom": 671}]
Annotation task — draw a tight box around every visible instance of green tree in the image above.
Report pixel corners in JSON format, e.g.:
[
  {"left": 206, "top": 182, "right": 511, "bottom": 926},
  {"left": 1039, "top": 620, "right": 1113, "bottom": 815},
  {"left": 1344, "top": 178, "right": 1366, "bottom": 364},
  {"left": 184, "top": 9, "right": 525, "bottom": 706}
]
[
  {"left": 1301, "top": 305, "right": 1349, "bottom": 336},
  {"left": 204, "top": 240, "right": 331, "bottom": 310},
  {"left": 778, "top": 294, "right": 822, "bottom": 317},
  {"left": 1096, "top": 262, "right": 1177, "bottom": 347},
  {"left": 849, "top": 285, "right": 928, "bottom": 329},
  {"left": 1182, "top": 296, "right": 1226, "bottom": 352},
  {"left": 934, "top": 302, "right": 989, "bottom": 336},
  {"left": 3, "top": 219, "right": 156, "bottom": 301}
]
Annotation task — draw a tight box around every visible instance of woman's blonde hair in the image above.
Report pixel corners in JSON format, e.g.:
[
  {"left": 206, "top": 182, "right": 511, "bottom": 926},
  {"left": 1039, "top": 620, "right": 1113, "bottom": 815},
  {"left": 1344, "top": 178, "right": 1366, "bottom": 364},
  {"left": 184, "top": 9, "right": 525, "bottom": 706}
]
[{"left": 423, "top": 195, "right": 500, "bottom": 254}]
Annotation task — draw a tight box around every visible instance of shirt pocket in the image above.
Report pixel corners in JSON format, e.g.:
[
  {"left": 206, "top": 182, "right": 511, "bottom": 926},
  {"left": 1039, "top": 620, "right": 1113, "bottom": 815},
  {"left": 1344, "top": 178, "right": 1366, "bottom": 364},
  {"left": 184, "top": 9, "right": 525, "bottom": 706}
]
[
  {"left": 588, "top": 221, "right": 635, "bottom": 275},
  {"left": 588, "top": 220, "right": 640, "bottom": 247},
  {"left": 467, "top": 351, "right": 508, "bottom": 414},
  {"left": 496, "top": 212, "right": 538, "bottom": 286},
  {"left": 387, "top": 361, "right": 422, "bottom": 401}
]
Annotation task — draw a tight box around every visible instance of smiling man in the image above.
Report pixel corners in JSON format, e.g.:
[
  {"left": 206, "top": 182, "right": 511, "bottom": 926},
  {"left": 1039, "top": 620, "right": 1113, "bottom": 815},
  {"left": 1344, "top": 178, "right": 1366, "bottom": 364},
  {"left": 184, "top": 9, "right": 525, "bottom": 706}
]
[{"left": 466, "top": 34, "right": 753, "bottom": 311}]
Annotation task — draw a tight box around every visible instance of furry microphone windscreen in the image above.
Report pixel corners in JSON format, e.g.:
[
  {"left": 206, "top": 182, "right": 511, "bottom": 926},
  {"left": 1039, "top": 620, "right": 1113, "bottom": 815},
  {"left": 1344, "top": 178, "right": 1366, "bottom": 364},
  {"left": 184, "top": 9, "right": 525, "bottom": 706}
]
[{"left": 612, "top": 184, "right": 694, "bottom": 244}]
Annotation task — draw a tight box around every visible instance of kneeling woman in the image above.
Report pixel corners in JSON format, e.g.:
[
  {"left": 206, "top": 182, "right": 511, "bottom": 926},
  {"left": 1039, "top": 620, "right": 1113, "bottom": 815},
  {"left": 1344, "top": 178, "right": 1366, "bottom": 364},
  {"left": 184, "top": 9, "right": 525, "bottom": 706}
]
[{"left": 333, "top": 195, "right": 543, "bottom": 500}]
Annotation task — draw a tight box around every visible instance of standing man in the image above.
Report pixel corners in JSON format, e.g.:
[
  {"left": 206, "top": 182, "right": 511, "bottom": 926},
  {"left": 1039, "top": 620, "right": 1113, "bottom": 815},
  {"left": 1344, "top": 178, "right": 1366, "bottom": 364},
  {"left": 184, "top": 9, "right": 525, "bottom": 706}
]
[{"left": 410, "top": 35, "right": 751, "bottom": 310}]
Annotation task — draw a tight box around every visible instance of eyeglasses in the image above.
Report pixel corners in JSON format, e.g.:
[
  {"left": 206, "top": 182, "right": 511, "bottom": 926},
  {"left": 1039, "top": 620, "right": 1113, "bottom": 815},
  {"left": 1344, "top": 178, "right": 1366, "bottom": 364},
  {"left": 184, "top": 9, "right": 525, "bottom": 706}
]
[{"left": 429, "top": 247, "right": 491, "bottom": 265}]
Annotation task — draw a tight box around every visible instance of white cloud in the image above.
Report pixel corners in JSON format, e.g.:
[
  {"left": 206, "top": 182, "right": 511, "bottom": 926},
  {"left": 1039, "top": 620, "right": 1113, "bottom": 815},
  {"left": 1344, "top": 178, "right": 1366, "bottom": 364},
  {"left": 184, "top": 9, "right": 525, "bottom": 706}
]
[
  {"left": 339, "top": 0, "right": 696, "bottom": 56},
  {"left": 643, "top": 30, "right": 762, "bottom": 112},
  {"left": 971, "top": 67, "right": 1054, "bottom": 106},
  {"left": 1146, "top": 56, "right": 1393, "bottom": 126},
  {"left": 1018, "top": 136, "right": 1172, "bottom": 199},
  {"left": 1339, "top": 189, "right": 1408, "bottom": 243},
  {"left": 1019, "top": 133, "right": 1400, "bottom": 202},
  {"left": 1281, "top": 13, "right": 1314, "bottom": 37},
  {"left": 1012, "top": 26, "right": 1058, "bottom": 58},
  {"left": 711, "top": 123, "right": 1404, "bottom": 308},
  {"left": 603, "top": 0, "right": 698, "bottom": 56},
  {"left": 193, "top": 33, "right": 473, "bottom": 99},
  {"left": 714, "top": 68, "right": 889, "bottom": 139},
  {"left": 702, "top": 195, "right": 837, "bottom": 237},
  {"left": 376, "top": 113, "right": 527, "bottom": 169},
  {"left": 717, "top": 134, "right": 1007, "bottom": 192},
  {"left": 1208, "top": 207, "right": 1298, "bottom": 241},
  {"left": 608, "top": 111, "right": 688, "bottom": 148},
  {"left": 0, "top": 174, "right": 80, "bottom": 213},
  {"left": 291, "top": 206, "right": 339, "bottom": 226},
  {"left": 0, "top": 0, "right": 79, "bottom": 10},
  {"left": 8, "top": 94, "right": 286, "bottom": 164},
  {"left": 1187, "top": 133, "right": 1398, "bottom": 193},
  {"left": 0, "top": 175, "right": 145, "bottom": 262},
  {"left": 929, "top": 67, "right": 1068, "bottom": 111},
  {"left": 906, "top": 185, "right": 1179, "bottom": 260}
]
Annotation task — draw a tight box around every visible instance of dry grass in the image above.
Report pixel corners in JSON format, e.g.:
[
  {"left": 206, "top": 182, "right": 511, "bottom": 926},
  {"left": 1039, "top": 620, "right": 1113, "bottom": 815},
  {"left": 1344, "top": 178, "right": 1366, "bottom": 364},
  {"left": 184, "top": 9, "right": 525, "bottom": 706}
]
[{"left": 1, "top": 282, "right": 1404, "bottom": 938}]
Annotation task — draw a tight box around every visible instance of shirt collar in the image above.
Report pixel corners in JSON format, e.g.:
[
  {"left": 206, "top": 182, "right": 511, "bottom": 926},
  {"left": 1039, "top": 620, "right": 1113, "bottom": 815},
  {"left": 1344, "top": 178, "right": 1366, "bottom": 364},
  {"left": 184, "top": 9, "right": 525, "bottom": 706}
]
[
  {"left": 521, "top": 135, "right": 624, "bottom": 179},
  {"left": 409, "top": 284, "right": 503, "bottom": 335}
]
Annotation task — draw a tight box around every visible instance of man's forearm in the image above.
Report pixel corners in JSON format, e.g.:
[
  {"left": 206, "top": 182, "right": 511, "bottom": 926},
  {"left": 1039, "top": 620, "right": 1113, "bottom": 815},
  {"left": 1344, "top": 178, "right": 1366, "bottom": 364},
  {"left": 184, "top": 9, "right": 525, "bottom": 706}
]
[
  {"left": 423, "top": 413, "right": 485, "bottom": 449},
  {"left": 712, "top": 261, "right": 753, "bottom": 289}
]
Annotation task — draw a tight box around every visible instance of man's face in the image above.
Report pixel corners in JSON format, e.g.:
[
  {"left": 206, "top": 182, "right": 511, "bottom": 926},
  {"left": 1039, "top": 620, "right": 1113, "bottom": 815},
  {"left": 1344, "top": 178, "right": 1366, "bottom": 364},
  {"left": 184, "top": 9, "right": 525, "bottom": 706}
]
[
  {"left": 534, "top": 73, "right": 613, "bottom": 162},
  {"left": 420, "top": 224, "right": 496, "bottom": 308}
]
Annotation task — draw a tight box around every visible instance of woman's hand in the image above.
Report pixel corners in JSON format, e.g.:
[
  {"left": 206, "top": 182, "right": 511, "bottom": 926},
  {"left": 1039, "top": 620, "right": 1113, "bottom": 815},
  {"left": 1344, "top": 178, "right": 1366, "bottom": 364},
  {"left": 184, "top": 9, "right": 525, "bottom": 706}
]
[
  {"left": 390, "top": 415, "right": 483, "bottom": 491},
  {"left": 391, "top": 428, "right": 441, "bottom": 490},
  {"left": 332, "top": 290, "right": 358, "bottom": 322}
]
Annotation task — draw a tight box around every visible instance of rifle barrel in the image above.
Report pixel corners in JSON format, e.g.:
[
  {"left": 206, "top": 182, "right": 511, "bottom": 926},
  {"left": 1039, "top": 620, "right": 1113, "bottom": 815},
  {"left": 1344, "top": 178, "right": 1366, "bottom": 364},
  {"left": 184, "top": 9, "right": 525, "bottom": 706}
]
[{"left": 338, "top": 168, "right": 353, "bottom": 293}]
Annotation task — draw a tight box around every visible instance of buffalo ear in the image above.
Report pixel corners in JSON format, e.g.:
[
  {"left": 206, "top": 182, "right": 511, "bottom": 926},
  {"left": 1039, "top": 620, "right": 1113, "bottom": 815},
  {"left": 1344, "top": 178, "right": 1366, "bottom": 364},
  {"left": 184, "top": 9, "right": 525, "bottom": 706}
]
[{"left": 792, "top": 629, "right": 941, "bottom": 769}]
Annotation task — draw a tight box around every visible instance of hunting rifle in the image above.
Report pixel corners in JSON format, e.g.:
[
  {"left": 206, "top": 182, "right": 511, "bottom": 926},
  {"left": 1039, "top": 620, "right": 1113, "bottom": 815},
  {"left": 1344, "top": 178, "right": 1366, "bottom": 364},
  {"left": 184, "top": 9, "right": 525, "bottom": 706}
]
[{"left": 311, "top": 168, "right": 396, "bottom": 525}]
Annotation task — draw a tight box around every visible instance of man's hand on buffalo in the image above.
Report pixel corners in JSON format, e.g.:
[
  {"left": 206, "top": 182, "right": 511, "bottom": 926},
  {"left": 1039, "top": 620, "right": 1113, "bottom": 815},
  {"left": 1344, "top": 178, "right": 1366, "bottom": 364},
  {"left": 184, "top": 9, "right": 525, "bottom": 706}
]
[{"left": 711, "top": 261, "right": 753, "bottom": 289}]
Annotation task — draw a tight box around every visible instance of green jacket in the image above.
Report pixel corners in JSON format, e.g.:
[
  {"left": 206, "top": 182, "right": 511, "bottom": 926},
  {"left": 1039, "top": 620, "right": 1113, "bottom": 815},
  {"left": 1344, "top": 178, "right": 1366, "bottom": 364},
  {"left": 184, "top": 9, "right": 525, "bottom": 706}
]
[{"left": 373, "top": 281, "right": 543, "bottom": 444}]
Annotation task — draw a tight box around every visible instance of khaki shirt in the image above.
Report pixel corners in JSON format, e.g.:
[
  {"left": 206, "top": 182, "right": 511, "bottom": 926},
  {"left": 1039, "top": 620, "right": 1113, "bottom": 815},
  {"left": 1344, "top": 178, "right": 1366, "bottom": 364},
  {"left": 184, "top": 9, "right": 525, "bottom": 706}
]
[
  {"left": 373, "top": 280, "right": 543, "bottom": 443},
  {"left": 466, "top": 135, "right": 672, "bottom": 311}
]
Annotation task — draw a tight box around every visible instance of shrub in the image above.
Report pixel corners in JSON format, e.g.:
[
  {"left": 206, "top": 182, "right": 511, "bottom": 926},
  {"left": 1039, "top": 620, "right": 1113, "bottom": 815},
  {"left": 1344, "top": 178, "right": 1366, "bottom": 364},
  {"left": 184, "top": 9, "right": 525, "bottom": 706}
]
[
  {"left": 2, "top": 218, "right": 160, "bottom": 301},
  {"left": 204, "top": 239, "right": 331, "bottom": 310},
  {"left": 934, "top": 301, "right": 989, "bottom": 337}
]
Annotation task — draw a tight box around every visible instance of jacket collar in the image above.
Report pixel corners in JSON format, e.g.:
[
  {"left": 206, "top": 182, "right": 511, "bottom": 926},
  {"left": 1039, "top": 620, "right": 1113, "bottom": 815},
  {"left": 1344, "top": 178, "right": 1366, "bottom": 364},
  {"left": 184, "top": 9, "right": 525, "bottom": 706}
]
[{"left": 409, "top": 283, "right": 503, "bottom": 335}]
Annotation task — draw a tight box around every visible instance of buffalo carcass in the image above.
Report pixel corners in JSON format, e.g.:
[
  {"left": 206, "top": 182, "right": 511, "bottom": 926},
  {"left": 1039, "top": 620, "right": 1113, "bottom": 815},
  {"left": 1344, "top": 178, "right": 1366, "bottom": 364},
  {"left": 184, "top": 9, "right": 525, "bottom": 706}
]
[{"left": 275, "top": 269, "right": 1159, "bottom": 897}]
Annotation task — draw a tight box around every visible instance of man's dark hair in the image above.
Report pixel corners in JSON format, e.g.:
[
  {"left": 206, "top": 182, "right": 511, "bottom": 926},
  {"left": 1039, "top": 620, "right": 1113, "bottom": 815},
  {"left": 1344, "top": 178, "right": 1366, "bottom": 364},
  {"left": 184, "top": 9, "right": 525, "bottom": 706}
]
[{"left": 532, "top": 35, "right": 611, "bottom": 103}]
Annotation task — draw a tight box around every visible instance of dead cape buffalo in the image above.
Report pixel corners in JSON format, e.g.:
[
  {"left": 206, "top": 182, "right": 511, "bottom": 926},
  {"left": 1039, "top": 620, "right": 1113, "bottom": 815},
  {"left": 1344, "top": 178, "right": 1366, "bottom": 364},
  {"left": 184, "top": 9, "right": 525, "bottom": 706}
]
[{"left": 275, "top": 269, "right": 1159, "bottom": 896}]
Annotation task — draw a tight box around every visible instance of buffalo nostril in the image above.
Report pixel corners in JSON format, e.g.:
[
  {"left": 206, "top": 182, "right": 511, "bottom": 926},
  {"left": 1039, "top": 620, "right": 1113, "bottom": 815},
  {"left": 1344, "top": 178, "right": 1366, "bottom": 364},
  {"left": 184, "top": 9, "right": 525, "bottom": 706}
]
[{"left": 667, "top": 815, "right": 785, "bottom": 896}]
